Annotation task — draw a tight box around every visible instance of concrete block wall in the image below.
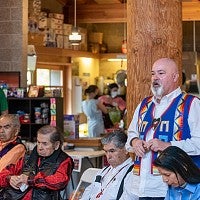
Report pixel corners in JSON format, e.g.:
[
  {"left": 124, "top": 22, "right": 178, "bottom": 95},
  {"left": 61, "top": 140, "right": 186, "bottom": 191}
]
[{"left": 0, "top": 0, "right": 28, "bottom": 87}]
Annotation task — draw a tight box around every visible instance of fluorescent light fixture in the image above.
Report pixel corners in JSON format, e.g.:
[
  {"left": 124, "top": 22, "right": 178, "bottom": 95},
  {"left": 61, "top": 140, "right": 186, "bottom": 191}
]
[
  {"left": 108, "top": 58, "right": 127, "bottom": 62},
  {"left": 107, "top": 54, "right": 127, "bottom": 62}
]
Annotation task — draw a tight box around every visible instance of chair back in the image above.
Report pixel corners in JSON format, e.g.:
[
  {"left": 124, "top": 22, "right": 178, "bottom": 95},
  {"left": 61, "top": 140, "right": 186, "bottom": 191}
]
[
  {"left": 80, "top": 167, "right": 100, "bottom": 183},
  {"left": 71, "top": 168, "right": 100, "bottom": 200}
]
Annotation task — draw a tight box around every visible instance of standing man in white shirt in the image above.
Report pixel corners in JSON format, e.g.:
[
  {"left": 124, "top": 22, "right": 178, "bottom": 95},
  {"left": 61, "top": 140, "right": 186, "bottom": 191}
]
[
  {"left": 81, "top": 130, "right": 138, "bottom": 200},
  {"left": 126, "top": 57, "right": 200, "bottom": 200}
]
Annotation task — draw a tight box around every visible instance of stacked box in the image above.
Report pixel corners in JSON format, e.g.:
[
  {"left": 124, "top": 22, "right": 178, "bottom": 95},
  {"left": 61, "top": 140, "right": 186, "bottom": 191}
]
[
  {"left": 63, "top": 24, "right": 72, "bottom": 35},
  {"left": 63, "top": 35, "right": 72, "bottom": 49},
  {"left": 28, "top": 11, "right": 88, "bottom": 51},
  {"left": 56, "top": 34, "right": 64, "bottom": 48},
  {"left": 64, "top": 115, "right": 79, "bottom": 139},
  {"left": 63, "top": 24, "right": 72, "bottom": 49},
  {"left": 79, "top": 27, "right": 88, "bottom": 51},
  {"left": 40, "top": 13, "right": 64, "bottom": 48},
  {"left": 48, "top": 13, "right": 64, "bottom": 20}
]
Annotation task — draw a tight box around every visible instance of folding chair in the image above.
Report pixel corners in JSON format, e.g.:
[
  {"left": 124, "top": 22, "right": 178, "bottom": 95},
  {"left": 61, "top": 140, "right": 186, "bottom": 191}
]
[{"left": 71, "top": 167, "right": 100, "bottom": 200}]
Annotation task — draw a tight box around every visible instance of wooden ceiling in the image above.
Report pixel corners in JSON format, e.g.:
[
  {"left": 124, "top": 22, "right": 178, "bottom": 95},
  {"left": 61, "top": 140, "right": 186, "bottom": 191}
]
[
  {"left": 56, "top": 0, "right": 200, "bottom": 23},
  {"left": 57, "top": 0, "right": 126, "bottom": 6}
]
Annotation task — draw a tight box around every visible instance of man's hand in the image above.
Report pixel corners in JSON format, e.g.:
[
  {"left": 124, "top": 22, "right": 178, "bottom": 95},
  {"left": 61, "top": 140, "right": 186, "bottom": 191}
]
[
  {"left": 9, "top": 174, "right": 29, "bottom": 190},
  {"left": 146, "top": 138, "right": 171, "bottom": 152},
  {"left": 9, "top": 176, "right": 22, "bottom": 190},
  {"left": 131, "top": 138, "right": 148, "bottom": 157}
]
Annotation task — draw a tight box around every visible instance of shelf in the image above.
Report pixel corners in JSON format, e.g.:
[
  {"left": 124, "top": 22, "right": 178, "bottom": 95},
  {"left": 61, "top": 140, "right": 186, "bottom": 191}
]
[
  {"left": 8, "top": 97, "right": 63, "bottom": 142},
  {"left": 35, "top": 46, "right": 100, "bottom": 61},
  {"left": 100, "top": 53, "right": 127, "bottom": 61}
]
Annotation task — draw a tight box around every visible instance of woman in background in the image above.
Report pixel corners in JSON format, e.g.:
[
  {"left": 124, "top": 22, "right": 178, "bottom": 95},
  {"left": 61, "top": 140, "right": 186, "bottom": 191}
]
[
  {"left": 82, "top": 85, "right": 107, "bottom": 137},
  {"left": 98, "top": 83, "right": 126, "bottom": 129},
  {"left": 154, "top": 146, "right": 200, "bottom": 200}
]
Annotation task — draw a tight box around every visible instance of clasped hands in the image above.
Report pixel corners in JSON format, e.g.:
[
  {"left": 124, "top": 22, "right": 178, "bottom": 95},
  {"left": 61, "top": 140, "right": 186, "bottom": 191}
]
[
  {"left": 131, "top": 138, "right": 171, "bottom": 157},
  {"left": 9, "top": 174, "right": 29, "bottom": 190}
]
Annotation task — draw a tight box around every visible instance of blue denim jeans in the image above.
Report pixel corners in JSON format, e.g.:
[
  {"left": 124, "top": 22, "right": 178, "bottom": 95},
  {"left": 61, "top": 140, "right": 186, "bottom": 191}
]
[{"left": 139, "top": 198, "right": 165, "bottom": 200}]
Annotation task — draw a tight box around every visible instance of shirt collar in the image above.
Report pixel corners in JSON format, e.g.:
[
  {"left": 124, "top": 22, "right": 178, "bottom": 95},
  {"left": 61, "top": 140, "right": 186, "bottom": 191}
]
[
  {"left": 177, "top": 183, "right": 198, "bottom": 194},
  {"left": 110, "top": 157, "right": 133, "bottom": 171},
  {"left": 153, "top": 87, "right": 182, "bottom": 105}
]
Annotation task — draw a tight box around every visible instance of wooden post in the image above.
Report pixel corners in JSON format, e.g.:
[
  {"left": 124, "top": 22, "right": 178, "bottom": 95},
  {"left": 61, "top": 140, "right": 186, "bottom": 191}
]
[{"left": 126, "top": 0, "right": 182, "bottom": 125}]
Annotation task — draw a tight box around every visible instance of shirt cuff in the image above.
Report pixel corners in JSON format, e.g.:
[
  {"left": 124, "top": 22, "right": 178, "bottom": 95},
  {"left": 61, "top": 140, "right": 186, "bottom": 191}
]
[{"left": 27, "top": 176, "right": 35, "bottom": 186}]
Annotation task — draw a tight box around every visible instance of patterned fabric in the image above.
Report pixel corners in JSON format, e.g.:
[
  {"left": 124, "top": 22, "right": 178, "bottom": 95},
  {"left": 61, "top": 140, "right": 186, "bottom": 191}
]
[{"left": 134, "top": 93, "right": 196, "bottom": 175}]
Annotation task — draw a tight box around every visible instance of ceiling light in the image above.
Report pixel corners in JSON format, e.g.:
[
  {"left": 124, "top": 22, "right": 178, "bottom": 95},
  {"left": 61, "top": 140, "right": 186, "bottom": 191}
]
[{"left": 69, "top": 0, "right": 81, "bottom": 45}]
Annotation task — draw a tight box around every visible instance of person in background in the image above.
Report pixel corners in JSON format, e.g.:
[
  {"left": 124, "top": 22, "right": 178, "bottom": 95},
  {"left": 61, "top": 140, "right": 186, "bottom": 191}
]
[
  {"left": 98, "top": 83, "right": 126, "bottom": 129},
  {"left": 126, "top": 57, "right": 200, "bottom": 199},
  {"left": 0, "top": 114, "right": 26, "bottom": 172},
  {"left": 154, "top": 146, "right": 200, "bottom": 200},
  {"left": 80, "top": 131, "right": 138, "bottom": 200},
  {"left": 0, "top": 88, "right": 8, "bottom": 115},
  {"left": 82, "top": 85, "right": 107, "bottom": 137},
  {"left": 0, "top": 125, "right": 74, "bottom": 200}
]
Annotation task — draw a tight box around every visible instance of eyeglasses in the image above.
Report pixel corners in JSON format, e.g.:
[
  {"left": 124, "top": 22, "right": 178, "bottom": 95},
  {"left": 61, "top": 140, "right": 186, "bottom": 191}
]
[{"left": 0, "top": 124, "right": 12, "bottom": 131}]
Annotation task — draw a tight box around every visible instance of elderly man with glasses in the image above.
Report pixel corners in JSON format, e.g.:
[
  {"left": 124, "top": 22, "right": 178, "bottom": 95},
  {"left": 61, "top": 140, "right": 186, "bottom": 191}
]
[{"left": 0, "top": 114, "right": 26, "bottom": 172}]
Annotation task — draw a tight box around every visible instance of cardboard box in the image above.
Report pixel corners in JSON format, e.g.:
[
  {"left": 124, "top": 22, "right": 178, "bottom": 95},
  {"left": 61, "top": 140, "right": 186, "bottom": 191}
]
[
  {"left": 47, "top": 18, "right": 63, "bottom": 29},
  {"left": 63, "top": 35, "right": 72, "bottom": 49},
  {"left": 64, "top": 115, "right": 79, "bottom": 139},
  {"left": 48, "top": 13, "right": 64, "bottom": 20},
  {"left": 54, "top": 29, "right": 63, "bottom": 35},
  {"left": 63, "top": 24, "right": 72, "bottom": 35},
  {"left": 56, "top": 35, "right": 64, "bottom": 48}
]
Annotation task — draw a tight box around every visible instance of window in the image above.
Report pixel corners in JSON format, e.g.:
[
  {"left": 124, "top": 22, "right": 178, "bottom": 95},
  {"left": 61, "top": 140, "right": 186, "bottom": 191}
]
[{"left": 36, "top": 69, "right": 63, "bottom": 86}]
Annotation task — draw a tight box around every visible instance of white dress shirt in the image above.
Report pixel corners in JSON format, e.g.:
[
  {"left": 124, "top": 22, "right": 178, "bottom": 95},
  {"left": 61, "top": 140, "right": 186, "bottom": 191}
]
[
  {"left": 126, "top": 87, "right": 200, "bottom": 197},
  {"left": 80, "top": 157, "right": 138, "bottom": 200}
]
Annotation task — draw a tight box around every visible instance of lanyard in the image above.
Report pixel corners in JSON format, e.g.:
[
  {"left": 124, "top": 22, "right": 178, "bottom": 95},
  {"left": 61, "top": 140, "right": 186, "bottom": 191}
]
[{"left": 96, "top": 164, "right": 129, "bottom": 198}]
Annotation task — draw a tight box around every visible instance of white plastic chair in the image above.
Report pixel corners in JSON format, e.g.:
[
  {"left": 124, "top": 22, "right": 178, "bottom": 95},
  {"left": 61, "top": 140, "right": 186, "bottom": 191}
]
[{"left": 71, "top": 167, "right": 100, "bottom": 200}]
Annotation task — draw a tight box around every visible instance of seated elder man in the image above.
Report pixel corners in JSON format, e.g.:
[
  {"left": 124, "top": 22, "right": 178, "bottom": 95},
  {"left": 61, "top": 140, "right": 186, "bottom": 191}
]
[
  {"left": 0, "top": 125, "right": 74, "bottom": 200},
  {"left": 80, "top": 130, "right": 138, "bottom": 200},
  {"left": 0, "top": 114, "right": 26, "bottom": 172}
]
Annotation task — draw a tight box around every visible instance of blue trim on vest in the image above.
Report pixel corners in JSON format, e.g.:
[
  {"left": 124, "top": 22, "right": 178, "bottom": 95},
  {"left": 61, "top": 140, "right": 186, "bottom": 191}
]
[{"left": 136, "top": 93, "right": 200, "bottom": 170}]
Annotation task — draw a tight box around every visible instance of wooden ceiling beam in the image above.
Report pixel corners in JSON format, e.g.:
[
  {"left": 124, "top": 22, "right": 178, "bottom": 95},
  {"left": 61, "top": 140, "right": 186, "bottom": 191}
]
[
  {"left": 182, "top": 2, "right": 200, "bottom": 21},
  {"left": 93, "top": 0, "right": 122, "bottom": 4},
  {"left": 76, "top": 3, "right": 127, "bottom": 23},
  {"left": 64, "top": 2, "right": 200, "bottom": 23},
  {"left": 70, "top": 2, "right": 200, "bottom": 23}
]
